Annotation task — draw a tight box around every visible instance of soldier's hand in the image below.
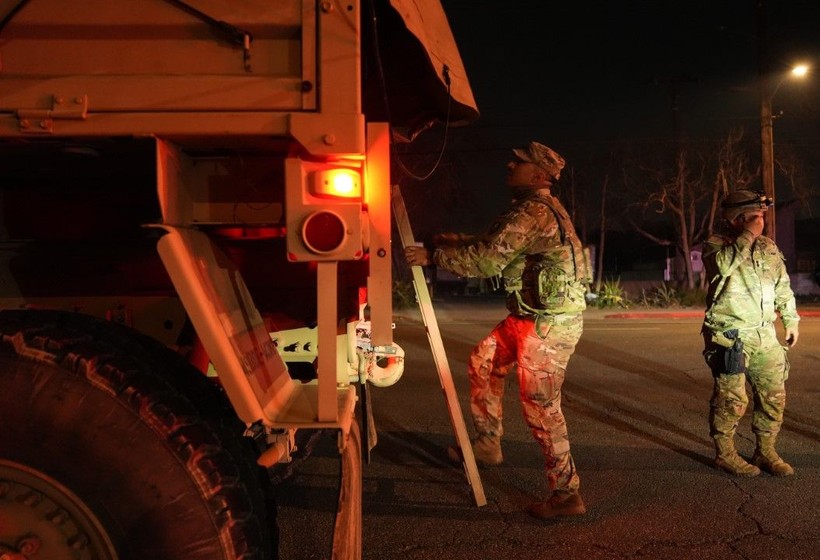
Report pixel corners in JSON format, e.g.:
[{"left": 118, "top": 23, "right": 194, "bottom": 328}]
[
  {"left": 742, "top": 212, "right": 765, "bottom": 238},
  {"left": 785, "top": 328, "right": 799, "bottom": 348},
  {"left": 405, "top": 246, "right": 431, "bottom": 267}
]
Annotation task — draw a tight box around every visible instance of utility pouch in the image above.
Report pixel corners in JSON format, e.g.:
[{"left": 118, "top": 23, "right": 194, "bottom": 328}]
[
  {"left": 722, "top": 329, "right": 745, "bottom": 374},
  {"left": 535, "top": 263, "right": 568, "bottom": 309},
  {"left": 521, "top": 259, "right": 567, "bottom": 311}
]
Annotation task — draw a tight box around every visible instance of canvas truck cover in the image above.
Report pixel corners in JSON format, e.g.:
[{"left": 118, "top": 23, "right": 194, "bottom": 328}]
[{"left": 378, "top": 0, "right": 478, "bottom": 135}]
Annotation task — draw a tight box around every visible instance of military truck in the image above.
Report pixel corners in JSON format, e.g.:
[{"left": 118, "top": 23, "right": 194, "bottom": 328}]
[{"left": 0, "top": 1, "right": 476, "bottom": 558}]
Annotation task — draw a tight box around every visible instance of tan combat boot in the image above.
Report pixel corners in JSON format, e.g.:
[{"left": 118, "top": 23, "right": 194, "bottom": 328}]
[
  {"left": 751, "top": 435, "right": 794, "bottom": 476},
  {"left": 714, "top": 437, "right": 760, "bottom": 477},
  {"left": 446, "top": 435, "right": 502, "bottom": 466},
  {"left": 526, "top": 490, "right": 587, "bottom": 519}
]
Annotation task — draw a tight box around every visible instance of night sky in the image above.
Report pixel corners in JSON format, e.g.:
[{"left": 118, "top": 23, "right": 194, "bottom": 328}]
[{"left": 398, "top": 0, "right": 819, "bottom": 240}]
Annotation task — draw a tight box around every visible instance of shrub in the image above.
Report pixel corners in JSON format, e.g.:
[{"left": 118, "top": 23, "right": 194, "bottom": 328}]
[
  {"left": 592, "top": 278, "right": 630, "bottom": 308},
  {"left": 639, "top": 282, "right": 706, "bottom": 308},
  {"left": 640, "top": 282, "right": 678, "bottom": 307}
]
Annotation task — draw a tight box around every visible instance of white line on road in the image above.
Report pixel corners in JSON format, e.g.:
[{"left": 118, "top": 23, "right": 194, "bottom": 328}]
[{"left": 584, "top": 327, "right": 663, "bottom": 331}]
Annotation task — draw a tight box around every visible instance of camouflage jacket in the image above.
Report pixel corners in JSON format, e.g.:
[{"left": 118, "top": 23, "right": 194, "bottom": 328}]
[
  {"left": 432, "top": 190, "right": 588, "bottom": 316},
  {"left": 702, "top": 230, "right": 799, "bottom": 333}
]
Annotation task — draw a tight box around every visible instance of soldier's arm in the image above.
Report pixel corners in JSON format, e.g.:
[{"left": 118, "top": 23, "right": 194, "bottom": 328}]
[
  {"left": 707, "top": 231, "right": 755, "bottom": 276},
  {"left": 405, "top": 232, "right": 477, "bottom": 267},
  {"left": 433, "top": 208, "right": 542, "bottom": 278},
  {"left": 773, "top": 249, "right": 800, "bottom": 335},
  {"left": 433, "top": 232, "right": 476, "bottom": 247}
]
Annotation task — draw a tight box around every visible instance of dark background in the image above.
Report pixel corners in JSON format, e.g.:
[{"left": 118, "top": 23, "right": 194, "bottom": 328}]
[{"left": 396, "top": 0, "right": 819, "bottom": 262}]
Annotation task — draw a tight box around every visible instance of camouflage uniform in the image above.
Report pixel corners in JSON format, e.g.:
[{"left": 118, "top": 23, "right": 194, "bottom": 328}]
[
  {"left": 433, "top": 190, "right": 588, "bottom": 494},
  {"left": 702, "top": 228, "right": 799, "bottom": 466}
]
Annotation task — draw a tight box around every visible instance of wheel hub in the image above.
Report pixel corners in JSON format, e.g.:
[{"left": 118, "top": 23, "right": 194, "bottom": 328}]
[{"left": 0, "top": 460, "right": 117, "bottom": 560}]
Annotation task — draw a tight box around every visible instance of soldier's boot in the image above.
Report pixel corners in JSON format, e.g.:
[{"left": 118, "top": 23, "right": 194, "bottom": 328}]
[
  {"left": 714, "top": 437, "right": 760, "bottom": 477},
  {"left": 526, "top": 490, "right": 587, "bottom": 520},
  {"left": 751, "top": 435, "right": 794, "bottom": 476},
  {"left": 446, "top": 435, "right": 502, "bottom": 466}
]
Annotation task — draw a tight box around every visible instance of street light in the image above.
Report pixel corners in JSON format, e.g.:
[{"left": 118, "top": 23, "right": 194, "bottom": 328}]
[{"left": 759, "top": 63, "right": 811, "bottom": 241}]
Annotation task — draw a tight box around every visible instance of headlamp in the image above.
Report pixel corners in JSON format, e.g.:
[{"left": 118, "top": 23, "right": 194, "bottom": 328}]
[{"left": 721, "top": 191, "right": 773, "bottom": 210}]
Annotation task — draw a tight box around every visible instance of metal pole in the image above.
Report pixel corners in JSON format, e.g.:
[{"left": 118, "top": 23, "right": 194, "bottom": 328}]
[{"left": 759, "top": 94, "right": 776, "bottom": 241}]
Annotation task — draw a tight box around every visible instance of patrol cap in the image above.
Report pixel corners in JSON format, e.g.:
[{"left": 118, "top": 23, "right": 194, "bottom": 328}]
[
  {"left": 721, "top": 189, "right": 773, "bottom": 222},
  {"left": 512, "top": 141, "right": 565, "bottom": 180}
]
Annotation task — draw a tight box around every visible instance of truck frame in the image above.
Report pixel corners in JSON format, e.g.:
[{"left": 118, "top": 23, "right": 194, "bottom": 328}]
[{"left": 0, "top": 1, "right": 476, "bottom": 558}]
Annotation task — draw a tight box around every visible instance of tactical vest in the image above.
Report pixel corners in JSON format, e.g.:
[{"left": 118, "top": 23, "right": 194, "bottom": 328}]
[{"left": 517, "top": 195, "right": 591, "bottom": 315}]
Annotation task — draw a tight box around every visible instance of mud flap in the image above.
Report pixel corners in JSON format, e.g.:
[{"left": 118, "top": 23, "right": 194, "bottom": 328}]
[{"left": 332, "top": 421, "right": 362, "bottom": 560}]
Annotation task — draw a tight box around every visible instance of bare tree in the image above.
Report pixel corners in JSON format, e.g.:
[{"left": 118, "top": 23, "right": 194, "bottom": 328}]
[
  {"left": 707, "top": 128, "right": 758, "bottom": 241},
  {"left": 626, "top": 151, "right": 703, "bottom": 289},
  {"left": 625, "top": 129, "right": 759, "bottom": 289},
  {"left": 625, "top": 129, "right": 759, "bottom": 290}
]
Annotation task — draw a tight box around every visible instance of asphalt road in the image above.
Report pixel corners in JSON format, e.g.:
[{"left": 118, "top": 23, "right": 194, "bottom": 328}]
[{"left": 275, "top": 299, "right": 820, "bottom": 560}]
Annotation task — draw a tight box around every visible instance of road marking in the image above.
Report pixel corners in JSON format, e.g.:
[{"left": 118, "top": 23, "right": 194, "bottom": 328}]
[{"left": 584, "top": 326, "right": 663, "bottom": 331}]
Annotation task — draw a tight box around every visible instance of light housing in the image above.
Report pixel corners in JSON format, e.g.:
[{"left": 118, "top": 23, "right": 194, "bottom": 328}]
[{"left": 285, "top": 158, "right": 365, "bottom": 262}]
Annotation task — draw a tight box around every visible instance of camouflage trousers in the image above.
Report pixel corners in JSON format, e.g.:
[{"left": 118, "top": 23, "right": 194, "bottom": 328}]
[
  {"left": 467, "top": 312, "right": 583, "bottom": 493},
  {"left": 703, "top": 324, "right": 790, "bottom": 440}
]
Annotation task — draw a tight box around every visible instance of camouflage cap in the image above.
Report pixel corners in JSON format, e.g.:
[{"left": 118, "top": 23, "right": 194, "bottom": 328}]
[
  {"left": 512, "top": 141, "right": 566, "bottom": 180},
  {"left": 721, "top": 189, "right": 773, "bottom": 221}
]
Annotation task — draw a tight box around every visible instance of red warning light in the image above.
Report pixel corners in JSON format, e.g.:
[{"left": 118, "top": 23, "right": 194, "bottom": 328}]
[{"left": 302, "top": 211, "right": 347, "bottom": 254}]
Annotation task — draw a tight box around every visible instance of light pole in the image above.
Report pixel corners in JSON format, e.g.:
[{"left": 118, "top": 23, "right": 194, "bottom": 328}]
[{"left": 759, "top": 64, "right": 810, "bottom": 241}]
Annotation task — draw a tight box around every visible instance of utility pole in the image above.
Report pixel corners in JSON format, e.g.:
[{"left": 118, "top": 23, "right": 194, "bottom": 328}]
[
  {"left": 757, "top": 0, "right": 776, "bottom": 240},
  {"left": 759, "top": 89, "right": 776, "bottom": 241}
]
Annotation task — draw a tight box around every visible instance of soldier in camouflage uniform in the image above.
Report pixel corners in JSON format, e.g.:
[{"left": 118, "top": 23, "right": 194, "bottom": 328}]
[
  {"left": 405, "top": 142, "right": 591, "bottom": 519},
  {"left": 702, "top": 189, "right": 800, "bottom": 477}
]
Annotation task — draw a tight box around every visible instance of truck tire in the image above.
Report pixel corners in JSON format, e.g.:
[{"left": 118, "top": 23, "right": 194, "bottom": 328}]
[{"left": 0, "top": 310, "right": 272, "bottom": 560}]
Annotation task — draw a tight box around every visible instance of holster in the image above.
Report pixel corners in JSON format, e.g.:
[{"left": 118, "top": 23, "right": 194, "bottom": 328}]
[{"left": 711, "top": 329, "right": 745, "bottom": 374}]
